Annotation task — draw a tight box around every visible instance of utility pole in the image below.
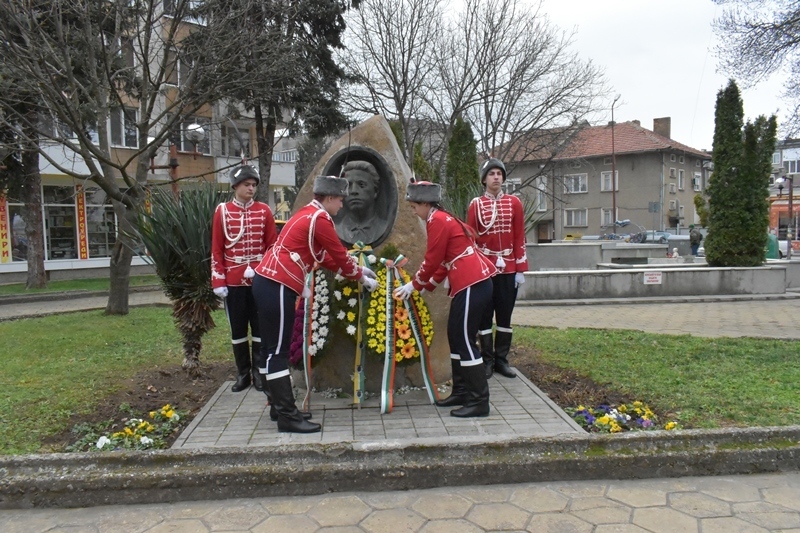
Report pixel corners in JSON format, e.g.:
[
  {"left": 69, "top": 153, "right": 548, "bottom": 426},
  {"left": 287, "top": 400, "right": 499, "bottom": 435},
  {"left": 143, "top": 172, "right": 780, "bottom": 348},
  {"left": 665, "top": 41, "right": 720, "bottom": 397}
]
[{"left": 611, "top": 95, "right": 621, "bottom": 234}]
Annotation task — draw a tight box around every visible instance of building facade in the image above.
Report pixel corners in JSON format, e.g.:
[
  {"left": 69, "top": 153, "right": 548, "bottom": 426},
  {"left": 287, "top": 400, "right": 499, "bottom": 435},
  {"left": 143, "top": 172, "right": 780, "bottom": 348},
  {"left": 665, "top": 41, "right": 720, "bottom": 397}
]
[{"left": 512, "top": 117, "right": 712, "bottom": 242}]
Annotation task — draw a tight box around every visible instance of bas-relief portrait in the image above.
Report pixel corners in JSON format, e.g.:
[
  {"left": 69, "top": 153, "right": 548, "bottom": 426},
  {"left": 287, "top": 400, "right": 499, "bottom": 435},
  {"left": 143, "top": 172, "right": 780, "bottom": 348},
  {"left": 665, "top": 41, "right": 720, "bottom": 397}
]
[{"left": 323, "top": 148, "right": 398, "bottom": 248}]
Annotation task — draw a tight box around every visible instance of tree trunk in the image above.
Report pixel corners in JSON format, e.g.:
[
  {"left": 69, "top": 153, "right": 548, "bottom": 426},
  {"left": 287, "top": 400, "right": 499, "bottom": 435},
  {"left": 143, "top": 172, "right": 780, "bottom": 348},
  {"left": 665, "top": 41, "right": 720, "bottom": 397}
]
[
  {"left": 254, "top": 103, "right": 277, "bottom": 208},
  {"left": 105, "top": 199, "right": 135, "bottom": 315},
  {"left": 20, "top": 116, "right": 46, "bottom": 289}
]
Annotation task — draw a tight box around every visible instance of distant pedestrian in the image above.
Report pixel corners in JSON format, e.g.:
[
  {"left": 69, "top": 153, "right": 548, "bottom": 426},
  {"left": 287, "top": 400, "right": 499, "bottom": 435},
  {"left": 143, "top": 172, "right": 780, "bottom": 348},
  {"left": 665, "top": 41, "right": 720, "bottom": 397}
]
[
  {"left": 211, "top": 165, "right": 277, "bottom": 393},
  {"left": 253, "top": 176, "right": 377, "bottom": 433},
  {"left": 689, "top": 224, "right": 703, "bottom": 256},
  {"left": 395, "top": 181, "right": 497, "bottom": 418},
  {"left": 467, "top": 158, "right": 528, "bottom": 379}
]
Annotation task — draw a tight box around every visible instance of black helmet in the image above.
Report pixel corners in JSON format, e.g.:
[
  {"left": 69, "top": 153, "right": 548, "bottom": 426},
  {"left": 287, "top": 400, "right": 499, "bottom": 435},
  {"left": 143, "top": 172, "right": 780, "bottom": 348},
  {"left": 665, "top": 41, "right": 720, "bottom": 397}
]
[
  {"left": 230, "top": 165, "right": 260, "bottom": 188},
  {"left": 480, "top": 158, "right": 506, "bottom": 184}
]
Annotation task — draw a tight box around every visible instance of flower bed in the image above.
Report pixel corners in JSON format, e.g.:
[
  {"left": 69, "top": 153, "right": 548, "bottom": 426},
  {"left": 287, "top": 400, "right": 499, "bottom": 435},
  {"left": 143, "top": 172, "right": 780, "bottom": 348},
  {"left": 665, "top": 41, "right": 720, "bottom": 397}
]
[
  {"left": 566, "top": 401, "right": 679, "bottom": 433},
  {"left": 67, "top": 404, "right": 187, "bottom": 451}
]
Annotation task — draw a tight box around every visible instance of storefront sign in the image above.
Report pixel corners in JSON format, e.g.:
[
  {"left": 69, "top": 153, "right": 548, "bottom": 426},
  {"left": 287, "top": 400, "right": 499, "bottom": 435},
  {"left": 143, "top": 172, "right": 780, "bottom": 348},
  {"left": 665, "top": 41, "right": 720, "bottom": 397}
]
[
  {"left": 0, "top": 196, "right": 10, "bottom": 263},
  {"left": 643, "top": 271, "right": 663, "bottom": 285},
  {"left": 76, "top": 184, "right": 88, "bottom": 260}
]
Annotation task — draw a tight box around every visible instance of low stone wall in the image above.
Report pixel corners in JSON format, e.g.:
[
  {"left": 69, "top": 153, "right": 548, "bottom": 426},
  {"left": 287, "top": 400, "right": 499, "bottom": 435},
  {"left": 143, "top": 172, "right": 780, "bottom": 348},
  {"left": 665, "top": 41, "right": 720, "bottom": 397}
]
[
  {"left": 526, "top": 242, "right": 669, "bottom": 271},
  {"left": 517, "top": 265, "right": 788, "bottom": 300}
]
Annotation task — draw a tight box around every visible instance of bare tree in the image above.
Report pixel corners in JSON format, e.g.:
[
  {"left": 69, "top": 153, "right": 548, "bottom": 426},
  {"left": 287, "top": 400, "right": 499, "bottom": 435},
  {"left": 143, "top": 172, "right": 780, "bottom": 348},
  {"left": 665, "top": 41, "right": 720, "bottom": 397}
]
[
  {"left": 0, "top": 0, "right": 235, "bottom": 313},
  {"left": 713, "top": 0, "right": 800, "bottom": 136},
  {"left": 339, "top": 0, "right": 606, "bottom": 191},
  {"left": 338, "top": 0, "right": 444, "bottom": 162}
]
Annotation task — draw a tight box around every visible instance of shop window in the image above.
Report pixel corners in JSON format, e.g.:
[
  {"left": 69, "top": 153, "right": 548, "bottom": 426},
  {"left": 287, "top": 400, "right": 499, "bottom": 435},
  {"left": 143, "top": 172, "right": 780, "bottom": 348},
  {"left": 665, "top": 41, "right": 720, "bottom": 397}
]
[
  {"left": 84, "top": 187, "right": 117, "bottom": 258},
  {"left": 8, "top": 205, "right": 28, "bottom": 262},
  {"left": 43, "top": 186, "right": 77, "bottom": 260}
]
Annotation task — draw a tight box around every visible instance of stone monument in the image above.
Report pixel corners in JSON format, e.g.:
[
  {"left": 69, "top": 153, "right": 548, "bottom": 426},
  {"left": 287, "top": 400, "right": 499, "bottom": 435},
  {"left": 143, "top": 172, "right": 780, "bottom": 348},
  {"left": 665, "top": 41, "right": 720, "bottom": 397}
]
[{"left": 292, "top": 115, "right": 450, "bottom": 395}]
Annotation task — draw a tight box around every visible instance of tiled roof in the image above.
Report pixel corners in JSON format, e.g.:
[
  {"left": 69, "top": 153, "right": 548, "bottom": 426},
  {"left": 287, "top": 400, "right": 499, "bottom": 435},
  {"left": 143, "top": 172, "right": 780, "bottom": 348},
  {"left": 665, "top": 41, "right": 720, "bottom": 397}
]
[{"left": 552, "top": 121, "right": 709, "bottom": 160}]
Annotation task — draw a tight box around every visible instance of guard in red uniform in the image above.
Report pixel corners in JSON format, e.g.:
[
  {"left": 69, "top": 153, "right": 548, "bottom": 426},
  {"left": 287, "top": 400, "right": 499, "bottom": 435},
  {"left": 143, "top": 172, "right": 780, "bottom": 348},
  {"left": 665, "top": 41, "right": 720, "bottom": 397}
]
[
  {"left": 211, "top": 165, "right": 277, "bottom": 392},
  {"left": 252, "top": 176, "right": 378, "bottom": 433},
  {"left": 395, "top": 181, "right": 497, "bottom": 418},
  {"left": 467, "top": 158, "right": 529, "bottom": 379}
]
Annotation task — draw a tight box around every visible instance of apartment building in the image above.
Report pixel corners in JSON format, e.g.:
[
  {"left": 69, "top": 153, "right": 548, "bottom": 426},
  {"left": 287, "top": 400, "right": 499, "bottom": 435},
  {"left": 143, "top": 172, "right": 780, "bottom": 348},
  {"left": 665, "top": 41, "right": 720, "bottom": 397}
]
[{"left": 513, "top": 118, "right": 711, "bottom": 242}]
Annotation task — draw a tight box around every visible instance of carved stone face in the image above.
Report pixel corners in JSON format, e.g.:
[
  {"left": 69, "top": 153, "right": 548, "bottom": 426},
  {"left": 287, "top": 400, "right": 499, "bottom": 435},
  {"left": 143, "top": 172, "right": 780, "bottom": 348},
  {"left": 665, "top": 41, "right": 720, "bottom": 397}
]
[{"left": 344, "top": 169, "right": 379, "bottom": 217}]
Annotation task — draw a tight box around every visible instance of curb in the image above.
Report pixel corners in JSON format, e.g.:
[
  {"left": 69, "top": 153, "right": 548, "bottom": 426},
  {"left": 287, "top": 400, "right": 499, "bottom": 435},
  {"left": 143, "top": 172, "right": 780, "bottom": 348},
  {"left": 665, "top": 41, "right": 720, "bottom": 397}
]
[
  {"left": 2, "top": 426, "right": 799, "bottom": 510},
  {"left": 517, "top": 292, "right": 800, "bottom": 306},
  {"left": 0, "top": 285, "right": 162, "bottom": 306}
]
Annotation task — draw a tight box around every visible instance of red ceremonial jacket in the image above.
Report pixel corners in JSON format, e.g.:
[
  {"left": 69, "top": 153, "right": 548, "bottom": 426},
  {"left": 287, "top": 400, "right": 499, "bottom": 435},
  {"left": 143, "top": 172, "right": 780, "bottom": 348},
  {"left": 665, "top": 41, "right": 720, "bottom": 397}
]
[
  {"left": 467, "top": 191, "right": 528, "bottom": 273},
  {"left": 411, "top": 208, "right": 496, "bottom": 297},
  {"left": 211, "top": 199, "right": 277, "bottom": 288},
  {"left": 254, "top": 200, "right": 364, "bottom": 295}
]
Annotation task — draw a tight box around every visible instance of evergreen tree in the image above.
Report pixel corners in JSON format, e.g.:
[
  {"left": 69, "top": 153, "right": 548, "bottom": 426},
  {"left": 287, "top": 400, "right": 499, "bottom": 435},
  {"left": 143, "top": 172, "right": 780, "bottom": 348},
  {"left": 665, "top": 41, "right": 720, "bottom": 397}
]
[
  {"left": 412, "top": 142, "right": 434, "bottom": 182},
  {"left": 705, "top": 80, "right": 777, "bottom": 266},
  {"left": 443, "top": 117, "right": 480, "bottom": 218}
]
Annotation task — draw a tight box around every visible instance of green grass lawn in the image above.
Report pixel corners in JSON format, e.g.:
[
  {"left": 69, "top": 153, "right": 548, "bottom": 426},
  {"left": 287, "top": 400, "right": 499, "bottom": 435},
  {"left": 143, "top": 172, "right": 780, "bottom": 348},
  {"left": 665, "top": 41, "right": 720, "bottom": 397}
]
[
  {"left": 516, "top": 326, "right": 800, "bottom": 429},
  {"left": 1, "top": 311, "right": 798, "bottom": 455},
  {"left": 0, "top": 275, "right": 160, "bottom": 296},
  {"left": 0, "top": 307, "right": 230, "bottom": 455}
]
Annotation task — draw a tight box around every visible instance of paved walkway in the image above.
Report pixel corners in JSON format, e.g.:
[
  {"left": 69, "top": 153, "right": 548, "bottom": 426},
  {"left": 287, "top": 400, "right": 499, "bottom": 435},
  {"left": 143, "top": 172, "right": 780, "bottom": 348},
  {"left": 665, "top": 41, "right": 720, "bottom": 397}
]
[
  {"left": 2, "top": 472, "right": 799, "bottom": 532},
  {"left": 173, "top": 370, "right": 582, "bottom": 449}
]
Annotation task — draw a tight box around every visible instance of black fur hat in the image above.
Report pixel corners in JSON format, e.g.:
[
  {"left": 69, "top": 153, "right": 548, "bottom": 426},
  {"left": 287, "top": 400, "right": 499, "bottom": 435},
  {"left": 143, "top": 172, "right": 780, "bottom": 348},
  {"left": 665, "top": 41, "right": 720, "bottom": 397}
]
[
  {"left": 313, "top": 175, "right": 349, "bottom": 197},
  {"left": 406, "top": 181, "right": 441, "bottom": 203},
  {"left": 480, "top": 158, "right": 506, "bottom": 184},
  {"left": 230, "top": 165, "right": 260, "bottom": 188}
]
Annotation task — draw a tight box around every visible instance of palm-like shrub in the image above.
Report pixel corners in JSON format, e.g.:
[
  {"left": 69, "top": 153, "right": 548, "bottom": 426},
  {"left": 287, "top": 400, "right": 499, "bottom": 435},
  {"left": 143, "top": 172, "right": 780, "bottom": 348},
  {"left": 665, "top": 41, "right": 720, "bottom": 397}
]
[{"left": 135, "top": 185, "right": 223, "bottom": 372}]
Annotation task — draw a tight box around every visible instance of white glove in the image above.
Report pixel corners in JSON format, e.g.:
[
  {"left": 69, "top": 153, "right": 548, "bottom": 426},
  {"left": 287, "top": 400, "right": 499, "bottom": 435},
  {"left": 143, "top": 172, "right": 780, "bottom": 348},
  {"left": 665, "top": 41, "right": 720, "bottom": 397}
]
[
  {"left": 213, "top": 287, "right": 228, "bottom": 298},
  {"left": 361, "top": 266, "right": 377, "bottom": 280},
  {"left": 362, "top": 277, "right": 378, "bottom": 293},
  {"left": 394, "top": 282, "right": 415, "bottom": 300},
  {"left": 515, "top": 273, "right": 525, "bottom": 288},
  {"left": 301, "top": 286, "right": 311, "bottom": 299}
]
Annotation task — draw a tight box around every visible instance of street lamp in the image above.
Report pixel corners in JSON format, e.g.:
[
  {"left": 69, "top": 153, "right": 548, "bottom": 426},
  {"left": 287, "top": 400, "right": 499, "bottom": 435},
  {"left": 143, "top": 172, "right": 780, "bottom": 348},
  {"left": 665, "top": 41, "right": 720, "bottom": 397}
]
[
  {"left": 776, "top": 174, "right": 794, "bottom": 260},
  {"left": 148, "top": 123, "right": 206, "bottom": 196},
  {"left": 611, "top": 94, "right": 621, "bottom": 235}
]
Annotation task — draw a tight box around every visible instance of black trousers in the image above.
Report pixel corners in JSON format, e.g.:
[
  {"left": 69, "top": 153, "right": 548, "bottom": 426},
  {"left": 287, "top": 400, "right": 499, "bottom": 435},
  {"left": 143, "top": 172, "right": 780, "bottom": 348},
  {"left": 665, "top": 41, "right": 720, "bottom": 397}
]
[
  {"left": 447, "top": 278, "right": 493, "bottom": 367},
  {"left": 251, "top": 274, "right": 297, "bottom": 378},
  {"left": 224, "top": 285, "right": 260, "bottom": 349},
  {"left": 478, "top": 273, "right": 518, "bottom": 335}
]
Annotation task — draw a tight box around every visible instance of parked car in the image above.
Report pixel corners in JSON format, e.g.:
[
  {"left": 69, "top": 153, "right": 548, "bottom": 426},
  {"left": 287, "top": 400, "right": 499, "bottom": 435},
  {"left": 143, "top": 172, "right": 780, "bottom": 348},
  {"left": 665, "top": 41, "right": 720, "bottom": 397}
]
[{"left": 642, "top": 230, "right": 672, "bottom": 244}]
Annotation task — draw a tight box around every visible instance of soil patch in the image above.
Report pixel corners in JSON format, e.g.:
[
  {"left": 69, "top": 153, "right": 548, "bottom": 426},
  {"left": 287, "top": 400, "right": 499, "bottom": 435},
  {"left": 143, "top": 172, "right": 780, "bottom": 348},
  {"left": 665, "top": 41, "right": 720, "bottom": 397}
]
[{"left": 44, "top": 343, "right": 663, "bottom": 451}]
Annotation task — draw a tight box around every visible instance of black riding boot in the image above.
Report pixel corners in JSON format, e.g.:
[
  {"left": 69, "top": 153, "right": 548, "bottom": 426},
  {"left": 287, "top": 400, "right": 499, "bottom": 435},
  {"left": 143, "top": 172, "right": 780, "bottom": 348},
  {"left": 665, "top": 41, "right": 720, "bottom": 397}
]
[
  {"left": 267, "top": 385, "right": 312, "bottom": 421},
  {"left": 231, "top": 343, "right": 252, "bottom": 392},
  {"left": 450, "top": 365, "right": 490, "bottom": 418},
  {"left": 479, "top": 332, "right": 495, "bottom": 379},
  {"left": 493, "top": 330, "right": 516, "bottom": 378},
  {"left": 268, "top": 375, "right": 320, "bottom": 433},
  {"left": 435, "top": 357, "right": 467, "bottom": 407},
  {"left": 251, "top": 342, "right": 264, "bottom": 392}
]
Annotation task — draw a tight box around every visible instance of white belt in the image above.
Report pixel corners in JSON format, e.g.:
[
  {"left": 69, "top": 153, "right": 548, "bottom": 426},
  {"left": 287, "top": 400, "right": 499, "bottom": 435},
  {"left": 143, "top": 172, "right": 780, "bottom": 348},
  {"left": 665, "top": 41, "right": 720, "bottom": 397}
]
[
  {"left": 480, "top": 247, "right": 512, "bottom": 257},
  {"left": 227, "top": 254, "right": 263, "bottom": 264},
  {"left": 443, "top": 246, "right": 474, "bottom": 270}
]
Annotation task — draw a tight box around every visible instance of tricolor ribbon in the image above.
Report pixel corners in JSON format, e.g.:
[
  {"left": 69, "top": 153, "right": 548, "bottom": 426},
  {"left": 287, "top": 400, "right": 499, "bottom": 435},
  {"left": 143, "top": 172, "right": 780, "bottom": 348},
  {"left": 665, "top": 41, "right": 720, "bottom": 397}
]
[
  {"left": 301, "top": 266, "right": 317, "bottom": 412},
  {"left": 348, "top": 242, "right": 373, "bottom": 407}
]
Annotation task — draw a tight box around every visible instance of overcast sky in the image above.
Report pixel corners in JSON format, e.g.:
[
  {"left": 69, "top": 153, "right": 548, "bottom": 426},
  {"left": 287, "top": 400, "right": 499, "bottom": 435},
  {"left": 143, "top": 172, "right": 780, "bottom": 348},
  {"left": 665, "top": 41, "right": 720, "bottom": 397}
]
[{"left": 539, "top": 0, "right": 786, "bottom": 152}]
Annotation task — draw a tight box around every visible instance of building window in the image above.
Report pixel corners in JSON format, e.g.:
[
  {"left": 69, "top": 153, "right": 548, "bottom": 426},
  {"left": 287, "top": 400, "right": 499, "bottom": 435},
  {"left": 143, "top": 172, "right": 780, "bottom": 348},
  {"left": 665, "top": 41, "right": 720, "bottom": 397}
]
[
  {"left": 678, "top": 169, "right": 685, "bottom": 190},
  {"left": 670, "top": 154, "right": 676, "bottom": 162},
  {"left": 600, "top": 170, "right": 618, "bottom": 192},
  {"left": 84, "top": 187, "right": 116, "bottom": 258},
  {"left": 669, "top": 183, "right": 676, "bottom": 194},
  {"left": 693, "top": 172, "right": 702, "bottom": 192},
  {"left": 535, "top": 176, "right": 547, "bottom": 212},
  {"left": 43, "top": 186, "right": 78, "bottom": 260},
  {"left": 165, "top": 47, "right": 194, "bottom": 86},
  {"left": 174, "top": 116, "right": 209, "bottom": 154},
  {"left": 773, "top": 152, "right": 781, "bottom": 166},
  {"left": 604, "top": 157, "right": 612, "bottom": 165},
  {"left": 7, "top": 204, "right": 27, "bottom": 262},
  {"left": 679, "top": 155, "right": 685, "bottom": 164},
  {"left": 784, "top": 160, "right": 799, "bottom": 174},
  {"left": 110, "top": 107, "right": 138, "bottom": 148},
  {"left": 570, "top": 160, "right": 581, "bottom": 169},
  {"left": 563, "top": 174, "right": 588, "bottom": 194},
  {"left": 696, "top": 159, "right": 701, "bottom": 167},
  {"left": 272, "top": 150, "right": 298, "bottom": 163},
  {"left": 669, "top": 167, "right": 676, "bottom": 178},
  {"left": 669, "top": 200, "right": 677, "bottom": 210},
  {"left": 502, "top": 178, "right": 521, "bottom": 194},
  {"left": 221, "top": 125, "right": 250, "bottom": 159},
  {"left": 564, "top": 208, "right": 588, "bottom": 227},
  {"left": 601, "top": 208, "right": 616, "bottom": 228}
]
